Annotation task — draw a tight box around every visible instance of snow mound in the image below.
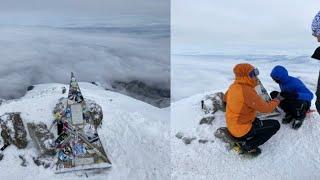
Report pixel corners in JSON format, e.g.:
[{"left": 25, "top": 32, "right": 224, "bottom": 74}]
[
  {"left": 171, "top": 92, "right": 320, "bottom": 180},
  {"left": 0, "top": 82, "right": 169, "bottom": 180}
]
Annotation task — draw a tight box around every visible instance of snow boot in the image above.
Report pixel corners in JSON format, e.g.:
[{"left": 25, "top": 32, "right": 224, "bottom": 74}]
[
  {"left": 282, "top": 114, "right": 293, "bottom": 124},
  {"left": 239, "top": 143, "right": 262, "bottom": 157},
  {"left": 292, "top": 105, "right": 307, "bottom": 129},
  {"left": 292, "top": 119, "right": 303, "bottom": 129},
  {"left": 245, "top": 147, "right": 262, "bottom": 157}
]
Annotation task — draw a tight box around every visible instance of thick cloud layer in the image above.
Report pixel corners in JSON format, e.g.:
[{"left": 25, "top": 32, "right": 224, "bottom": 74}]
[{"left": 0, "top": 16, "right": 169, "bottom": 99}]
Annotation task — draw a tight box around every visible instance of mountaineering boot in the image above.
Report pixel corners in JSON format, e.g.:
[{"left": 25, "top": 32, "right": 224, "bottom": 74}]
[
  {"left": 246, "top": 147, "right": 262, "bottom": 157},
  {"left": 239, "top": 143, "right": 262, "bottom": 157},
  {"left": 292, "top": 112, "right": 305, "bottom": 130},
  {"left": 282, "top": 114, "right": 293, "bottom": 124},
  {"left": 292, "top": 103, "right": 308, "bottom": 129},
  {"left": 232, "top": 142, "right": 244, "bottom": 153},
  {"left": 292, "top": 119, "right": 303, "bottom": 129}
]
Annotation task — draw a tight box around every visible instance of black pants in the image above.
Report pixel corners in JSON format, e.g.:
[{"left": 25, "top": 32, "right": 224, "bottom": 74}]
[
  {"left": 270, "top": 92, "right": 310, "bottom": 120},
  {"left": 316, "top": 71, "right": 320, "bottom": 114},
  {"left": 279, "top": 99, "right": 310, "bottom": 119},
  {"left": 237, "top": 118, "right": 280, "bottom": 149}
]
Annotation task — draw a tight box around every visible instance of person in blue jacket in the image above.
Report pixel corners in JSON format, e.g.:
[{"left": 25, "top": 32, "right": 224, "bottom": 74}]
[{"left": 270, "top": 65, "right": 313, "bottom": 129}]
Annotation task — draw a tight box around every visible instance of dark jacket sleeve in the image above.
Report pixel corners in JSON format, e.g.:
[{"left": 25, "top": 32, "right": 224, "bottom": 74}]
[{"left": 316, "top": 71, "right": 320, "bottom": 114}]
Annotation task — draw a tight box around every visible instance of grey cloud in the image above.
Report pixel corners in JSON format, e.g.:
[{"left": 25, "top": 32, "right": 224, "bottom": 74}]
[{"left": 0, "top": 18, "right": 169, "bottom": 99}]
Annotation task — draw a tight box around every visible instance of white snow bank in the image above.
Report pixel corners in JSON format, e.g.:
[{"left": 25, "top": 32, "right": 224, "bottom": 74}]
[
  {"left": 0, "top": 82, "right": 170, "bottom": 180},
  {"left": 171, "top": 54, "right": 320, "bottom": 179},
  {"left": 171, "top": 92, "right": 320, "bottom": 180}
]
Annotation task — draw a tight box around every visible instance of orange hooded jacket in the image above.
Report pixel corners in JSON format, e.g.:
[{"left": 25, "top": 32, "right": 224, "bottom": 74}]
[{"left": 224, "top": 63, "right": 280, "bottom": 138}]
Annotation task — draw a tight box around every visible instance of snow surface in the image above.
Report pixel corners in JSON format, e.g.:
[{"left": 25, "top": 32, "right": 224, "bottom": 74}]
[
  {"left": 171, "top": 54, "right": 320, "bottom": 179},
  {"left": 0, "top": 82, "right": 170, "bottom": 180}
]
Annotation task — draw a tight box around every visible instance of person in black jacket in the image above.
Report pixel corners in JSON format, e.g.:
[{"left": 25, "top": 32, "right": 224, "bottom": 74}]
[{"left": 311, "top": 11, "right": 320, "bottom": 114}]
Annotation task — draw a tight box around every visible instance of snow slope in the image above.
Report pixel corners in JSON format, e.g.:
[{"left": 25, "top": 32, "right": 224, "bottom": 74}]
[
  {"left": 0, "top": 82, "right": 170, "bottom": 180},
  {"left": 171, "top": 54, "right": 320, "bottom": 179}
]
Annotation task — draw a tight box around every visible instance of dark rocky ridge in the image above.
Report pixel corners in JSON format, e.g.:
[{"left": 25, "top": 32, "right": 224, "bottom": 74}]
[
  {"left": 109, "top": 80, "right": 170, "bottom": 108},
  {"left": 26, "top": 80, "right": 170, "bottom": 108}
]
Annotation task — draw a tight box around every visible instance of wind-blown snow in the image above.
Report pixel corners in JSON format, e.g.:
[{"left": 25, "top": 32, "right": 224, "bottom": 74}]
[
  {"left": 171, "top": 54, "right": 320, "bottom": 179},
  {"left": 0, "top": 82, "right": 170, "bottom": 180}
]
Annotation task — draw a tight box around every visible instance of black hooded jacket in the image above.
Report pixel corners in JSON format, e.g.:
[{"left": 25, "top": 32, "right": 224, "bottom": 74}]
[{"left": 311, "top": 47, "right": 320, "bottom": 113}]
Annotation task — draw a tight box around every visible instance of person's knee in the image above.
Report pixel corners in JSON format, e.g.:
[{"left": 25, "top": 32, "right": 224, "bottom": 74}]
[{"left": 273, "top": 120, "right": 281, "bottom": 133}]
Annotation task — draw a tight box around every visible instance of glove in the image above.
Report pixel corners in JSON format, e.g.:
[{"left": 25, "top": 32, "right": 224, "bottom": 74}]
[
  {"left": 275, "top": 94, "right": 285, "bottom": 101},
  {"left": 280, "top": 92, "right": 298, "bottom": 100},
  {"left": 270, "top": 91, "right": 284, "bottom": 101},
  {"left": 270, "top": 91, "right": 279, "bottom": 99}
]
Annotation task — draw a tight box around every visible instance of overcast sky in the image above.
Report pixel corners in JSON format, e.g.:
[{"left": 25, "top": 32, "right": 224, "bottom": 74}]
[
  {"left": 172, "top": 0, "right": 319, "bottom": 55},
  {"left": 0, "top": 0, "right": 169, "bottom": 26},
  {"left": 0, "top": 0, "right": 169, "bottom": 17}
]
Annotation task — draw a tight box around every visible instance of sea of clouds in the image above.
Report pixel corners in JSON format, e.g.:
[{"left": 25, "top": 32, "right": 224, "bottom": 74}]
[{"left": 0, "top": 16, "right": 170, "bottom": 99}]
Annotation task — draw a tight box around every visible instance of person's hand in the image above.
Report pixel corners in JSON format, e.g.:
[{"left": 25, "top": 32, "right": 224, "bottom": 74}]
[
  {"left": 270, "top": 91, "right": 279, "bottom": 99},
  {"left": 280, "top": 92, "right": 298, "bottom": 100},
  {"left": 270, "top": 91, "right": 284, "bottom": 101},
  {"left": 275, "top": 94, "right": 285, "bottom": 101}
]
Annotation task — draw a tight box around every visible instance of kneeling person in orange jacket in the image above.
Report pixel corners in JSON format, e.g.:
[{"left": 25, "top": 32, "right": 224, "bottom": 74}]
[{"left": 224, "top": 63, "right": 282, "bottom": 155}]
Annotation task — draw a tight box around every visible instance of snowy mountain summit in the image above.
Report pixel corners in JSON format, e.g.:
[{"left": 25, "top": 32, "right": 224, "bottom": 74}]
[
  {"left": 0, "top": 82, "right": 170, "bottom": 180},
  {"left": 171, "top": 91, "right": 320, "bottom": 180}
]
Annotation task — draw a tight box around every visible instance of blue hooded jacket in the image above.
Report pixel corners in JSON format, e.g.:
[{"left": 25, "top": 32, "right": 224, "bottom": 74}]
[{"left": 270, "top": 65, "right": 313, "bottom": 102}]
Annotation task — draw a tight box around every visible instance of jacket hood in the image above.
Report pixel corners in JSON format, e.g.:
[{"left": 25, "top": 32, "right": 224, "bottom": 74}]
[
  {"left": 233, "top": 63, "right": 257, "bottom": 87},
  {"left": 270, "top": 65, "right": 290, "bottom": 83}
]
